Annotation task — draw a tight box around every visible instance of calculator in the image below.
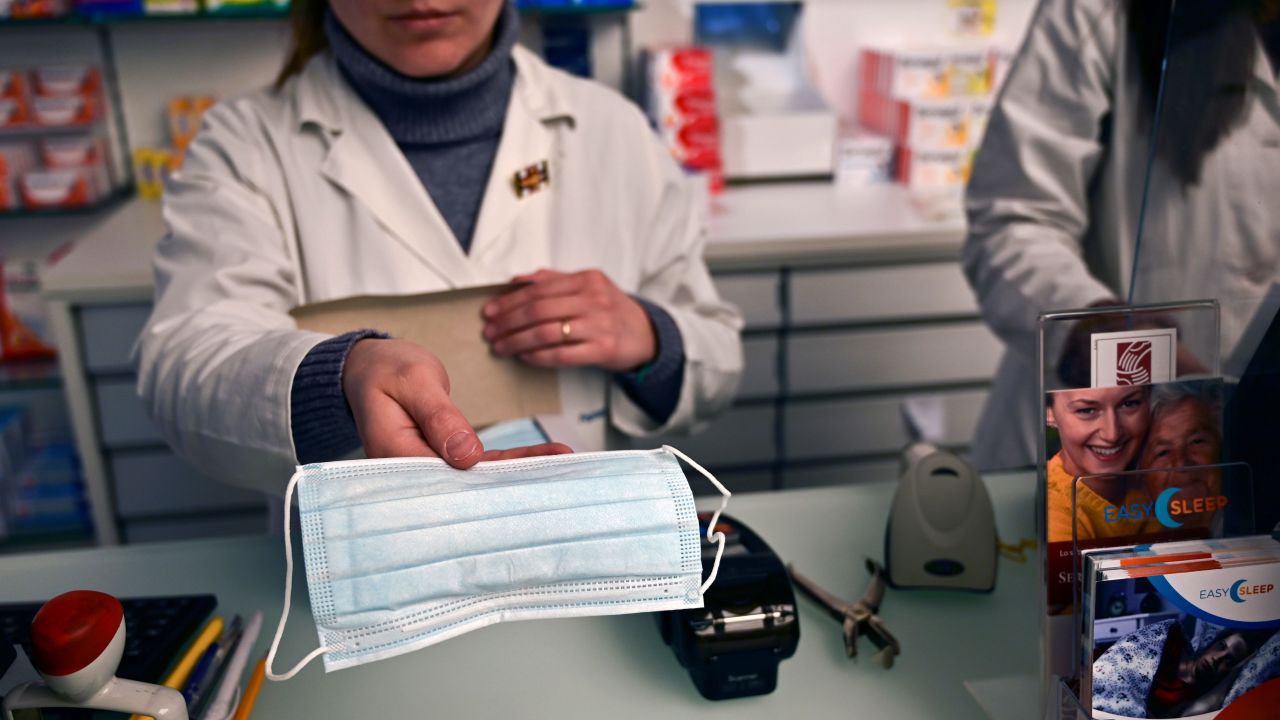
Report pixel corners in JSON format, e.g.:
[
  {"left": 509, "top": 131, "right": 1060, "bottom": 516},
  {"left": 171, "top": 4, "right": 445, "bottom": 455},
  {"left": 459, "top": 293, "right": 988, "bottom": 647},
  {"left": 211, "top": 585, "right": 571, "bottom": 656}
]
[{"left": 0, "top": 594, "right": 217, "bottom": 684}]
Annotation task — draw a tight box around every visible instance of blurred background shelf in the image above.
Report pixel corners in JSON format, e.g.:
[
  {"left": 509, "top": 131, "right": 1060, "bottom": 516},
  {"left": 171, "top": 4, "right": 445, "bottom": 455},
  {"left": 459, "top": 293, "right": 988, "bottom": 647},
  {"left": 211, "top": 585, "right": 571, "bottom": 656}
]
[
  {"left": 0, "top": 360, "right": 60, "bottom": 390},
  {"left": 0, "top": 186, "right": 133, "bottom": 220}
]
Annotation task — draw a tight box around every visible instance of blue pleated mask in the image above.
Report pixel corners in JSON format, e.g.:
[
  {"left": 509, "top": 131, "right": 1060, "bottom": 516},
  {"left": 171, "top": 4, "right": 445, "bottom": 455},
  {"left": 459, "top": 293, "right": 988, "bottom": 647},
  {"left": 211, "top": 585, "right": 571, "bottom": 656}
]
[{"left": 266, "top": 446, "right": 729, "bottom": 678}]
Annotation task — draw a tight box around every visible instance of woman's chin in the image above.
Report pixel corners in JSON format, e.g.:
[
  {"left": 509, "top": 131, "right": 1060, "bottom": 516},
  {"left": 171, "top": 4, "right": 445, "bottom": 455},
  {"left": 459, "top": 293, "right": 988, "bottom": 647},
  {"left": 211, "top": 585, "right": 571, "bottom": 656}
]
[{"left": 1079, "top": 457, "right": 1132, "bottom": 477}]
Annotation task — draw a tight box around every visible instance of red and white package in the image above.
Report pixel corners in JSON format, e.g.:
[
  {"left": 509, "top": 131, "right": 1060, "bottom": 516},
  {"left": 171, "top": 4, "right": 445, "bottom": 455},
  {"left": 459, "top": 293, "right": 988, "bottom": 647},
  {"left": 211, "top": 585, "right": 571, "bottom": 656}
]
[
  {"left": 650, "top": 47, "right": 714, "bottom": 94},
  {"left": 0, "top": 71, "right": 27, "bottom": 100},
  {"left": 40, "top": 135, "right": 111, "bottom": 196},
  {"left": 967, "top": 98, "right": 992, "bottom": 149},
  {"left": 39, "top": 134, "right": 104, "bottom": 167},
  {"left": 895, "top": 146, "right": 970, "bottom": 189},
  {"left": 31, "top": 94, "right": 97, "bottom": 127},
  {"left": 661, "top": 115, "right": 722, "bottom": 169},
  {"left": 0, "top": 176, "right": 17, "bottom": 211},
  {"left": 860, "top": 47, "right": 949, "bottom": 101},
  {"left": 948, "top": 48, "right": 991, "bottom": 95},
  {"left": 648, "top": 46, "right": 723, "bottom": 194},
  {"left": 859, "top": 94, "right": 971, "bottom": 150},
  {"left": 19, "top": 168, "right": 98, "bottom": 209},
  {"left": 0, "top": 98, "right": 29, "bottom": 129},
  {"left": 656, "top": 87, "right": 718, "bottom": 130},
  {"left": 9, "top": 0, "right": 70, "bottom": 19},
  {"left": 0, "top": 247, "right": 70, "bottom": 360},
  {"left": 31, "top": 65, "right": 102, "bottom": 97},
  {"left": 0, "top": 142, "right": 37, "bottom": 179}
]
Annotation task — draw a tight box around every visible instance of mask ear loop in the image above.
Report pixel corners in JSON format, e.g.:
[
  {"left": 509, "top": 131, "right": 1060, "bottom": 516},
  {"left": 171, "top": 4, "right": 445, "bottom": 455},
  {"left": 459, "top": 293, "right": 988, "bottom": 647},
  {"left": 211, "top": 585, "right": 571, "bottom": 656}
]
[
  {"left": 662, "top": 445, "right": 731, "bottom": 594},
  {"left": 266, "top": 469, "right": 333, "bottom": 682}
]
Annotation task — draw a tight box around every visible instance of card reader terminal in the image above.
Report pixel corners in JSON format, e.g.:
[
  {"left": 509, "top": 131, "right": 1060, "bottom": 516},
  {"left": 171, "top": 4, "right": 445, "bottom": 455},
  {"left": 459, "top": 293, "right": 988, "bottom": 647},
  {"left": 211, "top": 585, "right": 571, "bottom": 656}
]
[{"left": 657, "top": 512, "right": 799, "bottom": 700}]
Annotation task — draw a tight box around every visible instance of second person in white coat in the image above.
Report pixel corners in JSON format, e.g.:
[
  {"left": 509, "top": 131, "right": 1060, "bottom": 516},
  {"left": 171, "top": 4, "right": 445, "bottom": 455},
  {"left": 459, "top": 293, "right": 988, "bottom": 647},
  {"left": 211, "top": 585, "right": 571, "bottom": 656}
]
[
  {"left": 135, "top": 0, "right": 744, "bottom": 495},
  {"left": 964, "top": 0, "right": 1280, "bottom": 470}
]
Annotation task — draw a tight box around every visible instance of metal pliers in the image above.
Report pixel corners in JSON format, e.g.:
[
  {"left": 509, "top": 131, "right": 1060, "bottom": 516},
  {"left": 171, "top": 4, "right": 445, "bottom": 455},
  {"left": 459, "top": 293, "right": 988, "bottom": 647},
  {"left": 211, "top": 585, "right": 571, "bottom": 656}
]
[{"left": 787, "top": 558, "right": 901, "bottom": 668}]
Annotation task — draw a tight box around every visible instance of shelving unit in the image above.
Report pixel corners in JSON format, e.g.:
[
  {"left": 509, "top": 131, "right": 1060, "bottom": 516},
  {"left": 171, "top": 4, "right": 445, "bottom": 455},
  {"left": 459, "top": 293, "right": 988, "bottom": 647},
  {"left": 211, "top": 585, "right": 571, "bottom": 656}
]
[{"left": 0, "top": 186, "right": 132, "bottom": 218}]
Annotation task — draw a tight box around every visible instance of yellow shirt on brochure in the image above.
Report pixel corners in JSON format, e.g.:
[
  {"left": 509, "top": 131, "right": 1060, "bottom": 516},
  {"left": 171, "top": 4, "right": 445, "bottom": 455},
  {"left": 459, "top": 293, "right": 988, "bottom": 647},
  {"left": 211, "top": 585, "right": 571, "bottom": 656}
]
[{"left": 1046, "top": 452, "right": 1164, "bottom": 543}]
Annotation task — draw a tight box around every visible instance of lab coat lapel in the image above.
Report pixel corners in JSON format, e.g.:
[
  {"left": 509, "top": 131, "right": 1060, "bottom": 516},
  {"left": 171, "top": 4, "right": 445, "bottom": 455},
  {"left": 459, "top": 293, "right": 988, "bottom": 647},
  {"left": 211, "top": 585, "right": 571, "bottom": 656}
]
[
  {"left": 318, "top": 80, "right": 476, "bottom": 287},
  {"left": 468, "top": 50, "right": 563, "bottom": 265}
]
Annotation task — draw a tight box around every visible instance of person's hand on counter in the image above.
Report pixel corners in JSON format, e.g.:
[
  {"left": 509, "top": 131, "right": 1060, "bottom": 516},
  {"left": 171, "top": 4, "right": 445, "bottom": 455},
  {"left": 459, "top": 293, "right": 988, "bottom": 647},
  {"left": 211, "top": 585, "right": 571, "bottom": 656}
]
[
  {"left": 482, "top": 269, "right": 657, "bottom": 372},
  {"left": 342, "top": 338, "right": 572, "bottom": 468}
]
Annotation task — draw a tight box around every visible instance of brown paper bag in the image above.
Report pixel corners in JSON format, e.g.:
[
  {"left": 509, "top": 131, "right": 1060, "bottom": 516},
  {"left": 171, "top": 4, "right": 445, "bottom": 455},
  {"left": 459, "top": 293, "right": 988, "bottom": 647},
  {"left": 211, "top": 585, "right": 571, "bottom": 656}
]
[{"left": 291, "top": 285, "right": 561, "bottom": 429}]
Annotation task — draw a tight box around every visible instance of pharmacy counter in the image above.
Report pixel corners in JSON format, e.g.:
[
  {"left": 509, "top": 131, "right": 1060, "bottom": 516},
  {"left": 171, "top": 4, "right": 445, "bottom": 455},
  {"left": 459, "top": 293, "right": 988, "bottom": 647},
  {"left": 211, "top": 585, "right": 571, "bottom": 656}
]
[
  {"left": 0, "top": 472, "right": 1040, "bottom": 720},
  {"left": 706, "top": 182, "right": 964, "bottom": 270}
]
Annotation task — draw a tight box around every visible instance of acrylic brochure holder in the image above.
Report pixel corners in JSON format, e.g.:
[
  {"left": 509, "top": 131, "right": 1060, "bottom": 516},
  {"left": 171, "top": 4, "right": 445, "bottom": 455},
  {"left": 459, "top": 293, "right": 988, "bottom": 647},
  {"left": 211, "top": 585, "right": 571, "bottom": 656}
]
[
  {"left": 1037, "top": 300, "right": 1224, "bottom": 719},
  {"left": 1053, "top": 464, "right": 1256, "bottom": 720}
]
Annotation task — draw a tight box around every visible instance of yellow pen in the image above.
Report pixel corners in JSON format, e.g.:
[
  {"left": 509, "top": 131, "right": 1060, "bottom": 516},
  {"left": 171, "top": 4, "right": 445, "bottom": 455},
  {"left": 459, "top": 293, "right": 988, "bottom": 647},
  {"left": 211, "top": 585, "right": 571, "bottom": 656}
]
[{"left": 128, "top": 615, "right": 224, "bottom": 720}]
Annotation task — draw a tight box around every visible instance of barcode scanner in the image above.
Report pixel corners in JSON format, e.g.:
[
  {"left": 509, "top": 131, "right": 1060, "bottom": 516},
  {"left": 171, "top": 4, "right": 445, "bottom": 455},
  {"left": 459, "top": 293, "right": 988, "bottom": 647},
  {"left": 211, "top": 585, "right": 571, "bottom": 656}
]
[{"left": 2, "top": 590, "right": 188, "bottom": 720}]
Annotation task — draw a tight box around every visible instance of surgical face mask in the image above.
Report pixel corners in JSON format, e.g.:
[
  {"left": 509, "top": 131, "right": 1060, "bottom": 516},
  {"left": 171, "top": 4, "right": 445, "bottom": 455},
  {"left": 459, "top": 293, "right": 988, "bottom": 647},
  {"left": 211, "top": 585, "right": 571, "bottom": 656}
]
[{"left": 266, "top": 446, "right": 729, "bottom": 679}]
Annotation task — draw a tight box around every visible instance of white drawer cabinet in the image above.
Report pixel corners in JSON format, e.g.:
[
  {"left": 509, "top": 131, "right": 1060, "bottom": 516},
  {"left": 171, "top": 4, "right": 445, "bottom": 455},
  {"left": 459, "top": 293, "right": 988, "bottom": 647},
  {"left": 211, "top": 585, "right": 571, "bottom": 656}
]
[
  {"left": 51, "top": 296, "right": 269, "bottom": 545},
  {"left": 111, "top": 450, "right": 265, "bottom": 518},
  {"left": 634, "top": 404, "right": 775, "bottom": 468},
  {"left": 79, "top": 305, "right": 150, "bottom": 374},
  {"left": 788, "top": 323, "right": 1002, "bottom": 394},
  {"left": 690, "top": 261, "right": 995, "bottom": 490},
  {"left": 713, "top": 272, "right": 781, "bottom": 329},
  {"left": 93, "top": 377, "right": 164, "bottom": 448},
  {"left": 785, "top": 389, "right": 988, "bottom": 460},
  {"left": 122, "top": 511, "right": 268, "bottom": 544},
  {"left": 739, "top": 337, "right": 778, "bottom": 399},
  {"left": 702, "top": 469, "right": 774, "bottom": 495},
  {"left": 784, "top": 458, "right": 902, "bottom": 489},
  {"left": 790, "top": 262, "right": 979, "bottom": 325}
]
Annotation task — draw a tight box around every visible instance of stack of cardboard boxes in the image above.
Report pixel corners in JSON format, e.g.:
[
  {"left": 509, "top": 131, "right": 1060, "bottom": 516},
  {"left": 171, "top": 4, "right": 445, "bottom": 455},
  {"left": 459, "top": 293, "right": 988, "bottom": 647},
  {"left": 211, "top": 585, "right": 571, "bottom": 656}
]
[{"left": 855, "top": 45, "right": 1014, "bottom": 191}]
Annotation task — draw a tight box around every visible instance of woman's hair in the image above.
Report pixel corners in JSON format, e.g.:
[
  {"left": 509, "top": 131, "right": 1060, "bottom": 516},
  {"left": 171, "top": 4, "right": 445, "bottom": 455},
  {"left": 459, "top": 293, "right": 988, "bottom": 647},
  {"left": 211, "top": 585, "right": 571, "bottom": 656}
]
[
  {"left": 1124, "top": 0, "right": 1270, "bottom": 185},
  {"left": 275, "top": 0, "right": 328, "bottom": 89},
  {"left": 1147, "top": 381, "right": 1223, "bottom": 435}
]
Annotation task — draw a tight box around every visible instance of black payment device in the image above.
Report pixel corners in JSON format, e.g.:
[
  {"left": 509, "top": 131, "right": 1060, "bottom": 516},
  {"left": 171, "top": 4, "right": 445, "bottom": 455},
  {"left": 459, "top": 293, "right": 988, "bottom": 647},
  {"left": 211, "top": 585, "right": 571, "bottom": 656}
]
[{"left": 656, "top": 512, "right": 799, "bottom": 700}]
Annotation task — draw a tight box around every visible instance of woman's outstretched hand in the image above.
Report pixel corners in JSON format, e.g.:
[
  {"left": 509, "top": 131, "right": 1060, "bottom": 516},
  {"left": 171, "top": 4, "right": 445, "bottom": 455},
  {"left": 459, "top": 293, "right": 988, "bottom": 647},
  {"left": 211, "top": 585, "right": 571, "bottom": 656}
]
[{"left": 342, "top": 338, "right": 572, "bottom": 468}]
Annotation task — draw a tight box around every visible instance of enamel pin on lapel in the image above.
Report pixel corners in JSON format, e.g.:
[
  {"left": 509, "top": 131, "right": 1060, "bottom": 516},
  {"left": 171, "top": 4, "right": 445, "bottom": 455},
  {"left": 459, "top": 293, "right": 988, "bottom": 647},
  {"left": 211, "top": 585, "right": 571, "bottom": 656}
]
[{"left": 512, "top": 161, "right": 550, "bottom": 198}]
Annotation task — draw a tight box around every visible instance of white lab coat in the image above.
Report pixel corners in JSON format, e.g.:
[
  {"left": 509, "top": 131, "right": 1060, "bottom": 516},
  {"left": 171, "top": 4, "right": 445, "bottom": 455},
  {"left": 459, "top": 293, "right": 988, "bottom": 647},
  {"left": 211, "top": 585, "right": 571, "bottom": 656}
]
[
  {"left": 964, "top": 0, "right": 1280, "bottom": 470},
  {"left": 135, "top": 46, "right": 744, "bottom": 496}
]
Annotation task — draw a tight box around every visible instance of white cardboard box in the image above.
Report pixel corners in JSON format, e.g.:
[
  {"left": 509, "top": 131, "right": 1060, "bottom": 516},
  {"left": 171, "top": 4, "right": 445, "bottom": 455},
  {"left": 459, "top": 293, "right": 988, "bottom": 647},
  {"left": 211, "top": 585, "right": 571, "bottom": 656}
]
[{"left": 722, "top": 110, "right": 837, "bottom": 180}]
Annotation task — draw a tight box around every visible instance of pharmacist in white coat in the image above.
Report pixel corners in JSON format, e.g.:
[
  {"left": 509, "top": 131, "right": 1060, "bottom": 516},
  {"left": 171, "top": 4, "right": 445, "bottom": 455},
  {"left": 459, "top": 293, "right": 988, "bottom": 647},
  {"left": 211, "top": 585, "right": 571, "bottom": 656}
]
[
  {"left": 135, "top": 0, "right": 743, "bottom": 495},
  {"left": 964, "top": 0, "right": 1280, "bottom": 470}
]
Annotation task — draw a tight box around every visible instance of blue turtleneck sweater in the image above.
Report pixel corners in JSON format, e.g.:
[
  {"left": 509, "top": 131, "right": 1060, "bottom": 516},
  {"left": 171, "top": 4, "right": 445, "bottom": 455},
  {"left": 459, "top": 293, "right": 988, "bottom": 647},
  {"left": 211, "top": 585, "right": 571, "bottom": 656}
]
[
  {"left": 290, "top": 7, "right": 685, "bottom": 463},
  {"left": 325, "top": 7, "right": 516, "bottom": 251}
]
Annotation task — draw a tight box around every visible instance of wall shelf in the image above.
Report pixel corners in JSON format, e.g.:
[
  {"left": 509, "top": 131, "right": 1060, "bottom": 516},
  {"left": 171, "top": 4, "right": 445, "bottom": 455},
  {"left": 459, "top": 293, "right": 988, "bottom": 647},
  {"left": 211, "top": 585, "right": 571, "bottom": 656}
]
[{"left": 0, "top": 359, "right": 61, "bottom": 391}]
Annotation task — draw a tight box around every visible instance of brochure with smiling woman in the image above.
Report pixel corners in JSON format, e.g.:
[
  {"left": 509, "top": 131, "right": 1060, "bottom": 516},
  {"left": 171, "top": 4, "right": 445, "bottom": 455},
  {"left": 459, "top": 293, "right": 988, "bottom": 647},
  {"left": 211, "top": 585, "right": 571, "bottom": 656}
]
[{"left": 1043, "top": 377, "right": 1229, "bottom": 619}]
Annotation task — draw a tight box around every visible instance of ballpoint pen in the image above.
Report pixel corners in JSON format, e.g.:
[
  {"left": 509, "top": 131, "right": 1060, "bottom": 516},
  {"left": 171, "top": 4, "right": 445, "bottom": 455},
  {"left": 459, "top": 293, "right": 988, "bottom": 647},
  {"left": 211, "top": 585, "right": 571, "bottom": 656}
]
[
  {"left": 185, "top": 615, "right": 243, "bottom": 711},
  {"left": 201, "top": 611, "right": 263, "bottom": 720},
  {"left": 181, "top": 643, "right": 220, "bottom": 706}
]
